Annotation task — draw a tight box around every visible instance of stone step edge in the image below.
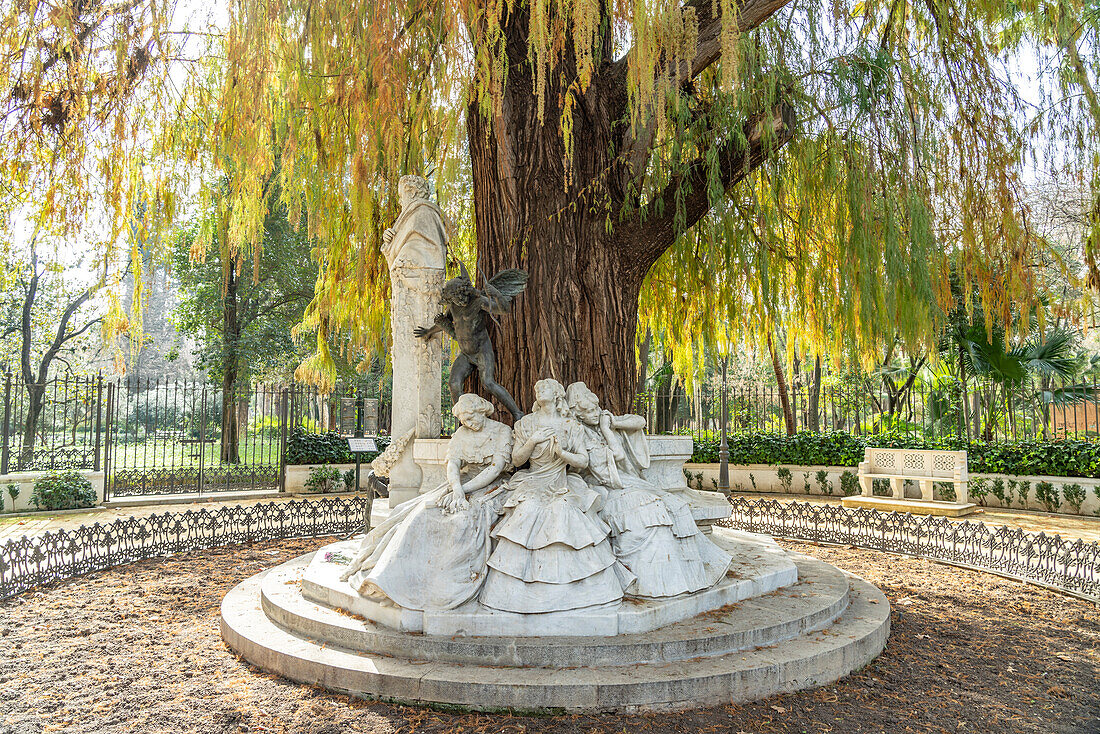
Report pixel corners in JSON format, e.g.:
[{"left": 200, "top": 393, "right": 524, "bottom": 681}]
[
  {"left": 221, "top": 570, "right": 890, "bottom": 713},
  {"left": 258, "top": 554, "right": 851, "bottom": 668}
]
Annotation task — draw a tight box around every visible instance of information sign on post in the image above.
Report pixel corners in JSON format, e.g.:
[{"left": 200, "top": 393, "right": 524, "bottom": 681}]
[{"left": 347, "top": 437, "right": 378, "bottom": 454}]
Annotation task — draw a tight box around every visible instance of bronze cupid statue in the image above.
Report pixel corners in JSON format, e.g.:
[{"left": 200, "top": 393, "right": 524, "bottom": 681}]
[{"left": 414, "top": 263, "right": 528, "bottom": 421}]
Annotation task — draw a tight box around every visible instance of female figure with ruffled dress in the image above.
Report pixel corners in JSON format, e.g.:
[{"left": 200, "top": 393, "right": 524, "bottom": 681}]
[
  {"left": 479, "top": 379, "right": 634, "bottom": 614},
  {"left": 339, "top": 393, "right": 512, "bottom": 610},
  {"left": 566, "top": 381, "right": 731, "bottom": 598}
]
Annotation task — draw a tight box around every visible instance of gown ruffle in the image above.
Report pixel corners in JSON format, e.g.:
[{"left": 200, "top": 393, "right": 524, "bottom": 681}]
[
  {"left": 578, "top": 420, "right": 732, "bottom": 599},
  {"left": 478, "top": 415, "right": 634, "bottom": 614}
]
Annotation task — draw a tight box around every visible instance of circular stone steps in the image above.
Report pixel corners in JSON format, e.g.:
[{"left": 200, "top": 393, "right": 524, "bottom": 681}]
[
  {"left": 221, "top": 533, "right": 890, "bottom": 712},
  {"left": 258, "top": 552, "right": 853, "bottom": 668}
]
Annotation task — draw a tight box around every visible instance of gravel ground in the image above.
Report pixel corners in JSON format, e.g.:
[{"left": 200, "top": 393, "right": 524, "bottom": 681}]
[{"left": 0, "top": 538, "right": 1097, "bottom": 734}]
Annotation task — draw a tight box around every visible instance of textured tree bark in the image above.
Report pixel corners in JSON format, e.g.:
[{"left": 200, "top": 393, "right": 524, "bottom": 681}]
[
  {"left": 467, "top": 0, "right": 794, "bottom": 415},
  {"left": 768, "top": 334, "right": 796, "bottom": 435},
  {"left": 220, "top": 266, "right": 241, "bottom": 464},
  {"left": 807, "top": 355, "right": 822, "bottom": 432}
]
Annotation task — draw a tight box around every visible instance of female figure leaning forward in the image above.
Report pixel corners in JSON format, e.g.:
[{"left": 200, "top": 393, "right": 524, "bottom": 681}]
[
  {"left": 566, "top": 381, "right": 731, "bottom": 598},
  {"left": 340, "top": 393, "right": 512, "bottom": 610},
  {"left": 479, "top": 378, "right": 634, "bottom": 614}
]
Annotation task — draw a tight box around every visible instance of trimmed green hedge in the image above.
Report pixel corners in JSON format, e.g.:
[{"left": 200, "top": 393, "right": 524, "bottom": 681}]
[
  {"left": 31, "top": 470, "right": 97, "bottom": 510},
  {"left": 287, "top": 429, "right": 389, "bottom": 466},
  {"left": 691, "top": 431, "right": 1100, "bottom": 479}
]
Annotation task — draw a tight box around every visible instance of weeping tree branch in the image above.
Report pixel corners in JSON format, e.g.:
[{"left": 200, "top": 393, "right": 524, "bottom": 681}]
[
  {"left": 615, "top": 102, "right": 795, "bottom": 274},
  {"left": 608, "top": 0, "right": 794, "bottom": 188}
]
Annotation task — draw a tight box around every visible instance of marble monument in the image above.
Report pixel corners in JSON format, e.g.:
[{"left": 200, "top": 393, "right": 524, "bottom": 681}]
[
  {"left": 382, "top": 175, "right": 446, "bottom": 506},
  {"left": 220, "top": 226, "right": 890, "bottom": 711}
]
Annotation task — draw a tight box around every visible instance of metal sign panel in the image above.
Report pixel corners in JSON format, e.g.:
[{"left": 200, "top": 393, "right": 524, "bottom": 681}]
[{"left": 347, "top": 437, "right": 378, "bottom": 453}]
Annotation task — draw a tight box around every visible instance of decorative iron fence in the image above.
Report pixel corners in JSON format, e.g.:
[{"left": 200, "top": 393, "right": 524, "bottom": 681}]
[
  {"left": 0, "top": 496, "right": 370, "bottom": 600},
  {"left": 1, "top": 495, "right": 1095, "bottom": 604},
  {"left": 287, "top": 379, "right": 457, "bottom": 437},
  {"left": 103, "top": 378, "right": 288, "bottom": 499},
  {"left": 0, "top": 373, "right": 104, "bottom": 474},
  {"left": 722, "top": 497, "right": 1100, "bottom": 603},
  {"left": 638, "top": 374, "right": 1100, "bottom": 444}
]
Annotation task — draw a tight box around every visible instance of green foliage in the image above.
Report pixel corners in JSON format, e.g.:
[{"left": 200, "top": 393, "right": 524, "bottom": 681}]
[
  {"left": 872, "top": 478, "right": 891, "bottom": 497},
  {"left": 1062, "top": 483, "right": 1085, "bottom": 515},
  {"left": 748, "top": 473, "right": 757, "bottom": 492},
  {"left": 776, "top": 466, "right": 793, "bottom": 494},
  {"left": 839, "top": 471, "right": 859, "bottom": 496},
  {"left": 802, "top": 472, "right": 812, "bottom": 495},
  {"left": 1035, "top": 481, "right": 1059, "bottom": 513},
  {"left": 343, "top": 469, "right": 357, "bottom": 491},
  {"left": 691, "top": 432, "right": 872, "bottom": 465},
  {"left": 815, "top": 470, "right": 830, "bottom": 495},
  {"left": 969, "top": 477, "right": 990, "bottom": 506},
  {"left": 1017, "top": 480, "right": 1032, "bottom": 508},
  {"left": 990, "top": 478, "right": 1007, "bottom": 506},
  {"left": 129, "top": 390, "right": 186, "bottom": 433},
  {"left": 31, "top": 471, "right": 96, "bottom": 511},
  {"left": 6, "top": 483, "right": 19, "bottom": 512},
  {"left": 304, "top": 465, "right": 343, "bottom": 493},
  {"left": 692, "top": 432, "right": 1100, "bottom": 480},
  {"left": 287, "top": 429, "right": 389, "bottom": 465},
  {"left": 172, "top": 202, "right": 319, "bottom": 384},
  {"left": 937, "top": 481, "right": 956, "bottom": 502}
]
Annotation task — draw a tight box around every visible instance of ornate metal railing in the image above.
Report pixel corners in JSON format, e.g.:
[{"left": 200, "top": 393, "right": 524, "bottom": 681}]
[
  {"left": 0, "top": 496, "right": 369, "bottom": 600},
  {"left": 722, "top": 498, "right": 1100, "bottom": 603},
  {"left": 1, "top": 495, "right": 1095, "bottom": 604}
]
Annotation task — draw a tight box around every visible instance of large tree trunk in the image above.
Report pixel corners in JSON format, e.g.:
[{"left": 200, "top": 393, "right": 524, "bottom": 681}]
[
  {"left": 220, "top": 265, "right": 241, "bottom": 464},
  {"left": 467, "top": 2, "right": 793, "bottom": 416},
  {"left": 807, "top": 355, "right": 822, "bottom": 432},
  {"left": 768, "top": 334, "right": 796, "bottom": 435},
  {"left": 469, "top": 98, "right": 642, "bottom": 413},
  {"left": 19, "top": 383, "right": 44, "bottom": 468}
]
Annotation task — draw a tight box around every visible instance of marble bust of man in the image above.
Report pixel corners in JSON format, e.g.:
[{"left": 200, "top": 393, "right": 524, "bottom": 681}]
[{"left": 382, "top": 175, "right": 447, "bottom": 279}]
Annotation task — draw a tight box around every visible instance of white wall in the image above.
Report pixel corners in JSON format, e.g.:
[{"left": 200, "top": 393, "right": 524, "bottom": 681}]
[
  {"left": 0, "top": 471, "right": 105, "bottom": 513},
  {"left": 685, "top": 463, "right": 1100, "bottom": 516},
  {"left": 284, "top": 463, "right": 363, "bottom": 493}
]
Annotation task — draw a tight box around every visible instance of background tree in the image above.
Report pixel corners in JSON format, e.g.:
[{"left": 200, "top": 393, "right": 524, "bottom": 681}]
[
  {"left": 173, "top": 203, "right": 317, "bottom": 462},
  {"left": 0, "top": 243, "right": 103, "bottom": 466}
]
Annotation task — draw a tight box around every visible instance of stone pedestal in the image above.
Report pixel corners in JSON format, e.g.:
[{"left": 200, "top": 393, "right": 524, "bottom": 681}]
[
  {"left": 387, "top": 268, "right": 444, "bottom": 506},
  {"left": 381, "top": 176, "right": 448, "bottom": 507},
  {"left": 221, "top": 532, "right": 890, "bottom": 712}
]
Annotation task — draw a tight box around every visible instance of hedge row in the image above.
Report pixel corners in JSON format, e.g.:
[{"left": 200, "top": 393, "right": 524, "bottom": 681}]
[
  {"left": 291, "top": 428, "right": 1100, "bottom": 480},
  {"left": 690, "top": 431, "right": 1100, "bottom": 479},
  {"left": 287, "top": 429, "right": 390, "bottom": 466}
]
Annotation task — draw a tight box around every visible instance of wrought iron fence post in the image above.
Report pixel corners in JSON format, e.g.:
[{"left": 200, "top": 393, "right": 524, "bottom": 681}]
[
  {"left": 93, "top": 374, "right": 103, "bottom": 472},
  {"left": 719, "top": 357, "right": 729, "bottom": 495},
  {"left": 198, "top": 384, "right": 207, "bottom": 496},
  {"left": 103, "top": 381, "right": 114, "bottom": 501},
  {"left": 278, "top": 387, "right": 290, "bottom": 493},
  {"left": 1, "top": 371, "right": 10, "bottom": 476}
]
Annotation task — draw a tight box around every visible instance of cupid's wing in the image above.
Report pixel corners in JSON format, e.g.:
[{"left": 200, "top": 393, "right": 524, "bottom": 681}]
[{"left": 485, "top": 269, "right": 528, "bottom": 314}]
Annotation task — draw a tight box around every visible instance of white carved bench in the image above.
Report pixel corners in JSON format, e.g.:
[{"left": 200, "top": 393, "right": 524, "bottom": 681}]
[{"left": 857, "top": 448, "right": 968, "bottom": 504}]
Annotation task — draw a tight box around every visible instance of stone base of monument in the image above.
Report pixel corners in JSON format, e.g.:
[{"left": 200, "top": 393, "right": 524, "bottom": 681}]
[
  {"left": 841, "top": 495, "right": 980, "bottom": 517},
  {"left": 221, "top": 527, "right": 890, "bottom": 712}
]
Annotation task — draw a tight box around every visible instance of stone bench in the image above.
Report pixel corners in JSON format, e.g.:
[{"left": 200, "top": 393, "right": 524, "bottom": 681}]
[{"left": 856, "top": 447, "right": 970, "bottom": 506}]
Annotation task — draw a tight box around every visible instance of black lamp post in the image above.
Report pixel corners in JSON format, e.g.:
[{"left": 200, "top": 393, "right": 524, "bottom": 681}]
[{"left": 719, "top": 355, "right": 729, "bottom": 495}]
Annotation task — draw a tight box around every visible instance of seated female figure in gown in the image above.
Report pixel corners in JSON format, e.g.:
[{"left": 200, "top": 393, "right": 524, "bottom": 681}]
[
  {"left": 479, "top": 379, "right": 634, "bottom": 614},
  {"left": 338, "top": 394, "right": 512, "bottom": 610},
  {"left": 566, "top": 381, "right": 731, "bottom": 598}
]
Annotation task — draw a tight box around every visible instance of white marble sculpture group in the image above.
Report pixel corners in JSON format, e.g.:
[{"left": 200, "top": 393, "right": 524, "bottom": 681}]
[
  {"left": 220, "top": 175, "right": 890, "bottom": 709},
  {"left": 337, "top": 174, "right": 735, "bottom": 620},
  {"left": 340, "top": 380, "right": 732, "bottom": 616}
]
